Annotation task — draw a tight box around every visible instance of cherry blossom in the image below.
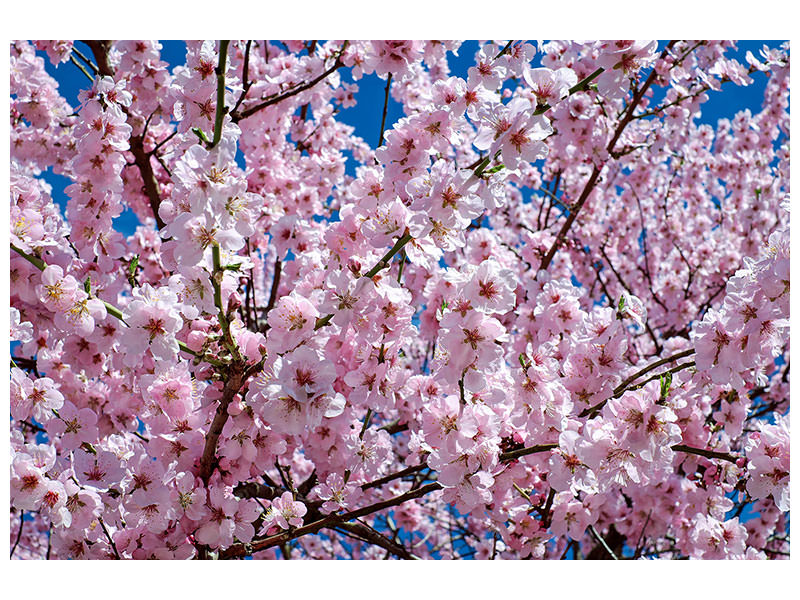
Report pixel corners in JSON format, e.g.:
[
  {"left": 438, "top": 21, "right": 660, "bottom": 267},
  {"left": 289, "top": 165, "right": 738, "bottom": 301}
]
[{"left": 8, "top": 38, "right": 790, "bottom": 562}]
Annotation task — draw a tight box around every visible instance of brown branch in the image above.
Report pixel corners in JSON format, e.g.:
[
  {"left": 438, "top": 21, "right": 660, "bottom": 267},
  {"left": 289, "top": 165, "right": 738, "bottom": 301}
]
[
  {"left": 539, "top": 165, "right": 603, "bottom": 271},
  {"left": 379, "top": 419, "right": 409, "bottom": 435},
  {"left": 232, "top": 41, "right": 349, "bottom": 123},
  {"left": 20, "top": 420, "right": 47, "bottom": 434},
  {"left": 98, "top": 517, "right": 121, "bottom": 559},
  {"left": 671, "top": 444, "right": 739, "bottom": 464},
  {"left": 10, "top": 511, "right": 24, "bottom": 559},
  {"left": 198, "top": 358, "right": 266, "bottom": 483},
  {"left": 633, "top": 510, "right": 652, "bottom": 560},
  {"left": 335, "top": 521, "right": 418, "bottom": 560},
  {"left": 219, "top": 482, "right": 441, "bottom": 559},
  {"left": 233, "top": 481, "right": 281, "bottom": 500},
  {"left": 493, "top": 40, "right": 515, "bottom": 60},
  {"left": 264, "top": 258, "right": 282, "bottom": 318},
  {"left": 219, "top": 435, "right": 607, "bottom": 559},
  {"left": 588, "top": 525, "right": 619, "bottom": 560},
  {"left": 361, "top": 464, "right": 427, "bottom": 491},
  {"left": 539, "top": 41, "right": 678, "bottom": 271},
  {"left": 540, "top": 488, "right": 557, "bottom": 528},
  {"left": 578, "top": 348, "right": 696, "bottom": 418},
  {"left": 229, "top": 40, "right": 253, "bottom": 118},
  {"left": 149, "top": 130, "right": 178, "bottom": 156},
  {"left": 71, "top": 46, "right": 98, "bottom": 74},
  {"left": 377, "top": 73, "right": 393, "bottom": 147},
  {"left": 82, "top": 40, "right": 114, "bottom": 77},
  {"left": 84, "top": 40, "right": 166, "bottom": 229},
  {"left": 198, "top": 362, "right": 247, "bottom": 483},
  {"left": 129, "top": 134, "right": 166, "bottom": 229},
  {"left": 499, "top": 443, "right": 558, "bottom": 462}
]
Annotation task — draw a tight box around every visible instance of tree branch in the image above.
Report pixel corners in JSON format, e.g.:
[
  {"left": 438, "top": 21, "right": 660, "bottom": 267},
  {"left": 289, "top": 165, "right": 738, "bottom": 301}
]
[
  {"left": 10, "top": 511, "right": 24, "bottom": 559},
  {"left": 671, "top": 444, "right": 739, "bottom": 464},
  {"left": 578, "top": 348, "right": 696, "bottom": 418},
  {"left": 232, "top": 41, "right": 349, "bottom": 123},
  {"left": 314, "top": 230, "right": 413, "bottom": 330},
  {"left": 539, "top": 42, "right": 678, "bottom": 271},
  {"left": 377, "top": 73, "right": 393, "bottom": 147},
  {"left": 588, "top": 525, "right": 619, "bottom": 560},
  {"left": 335, "top": 521, "right": 418, "bottom": 560},
  {"left": 219, "top": 482, "right": 441, "bottom": 559},
  {"left": 128, "top": 134, "right": 166, "bottom": 229}
]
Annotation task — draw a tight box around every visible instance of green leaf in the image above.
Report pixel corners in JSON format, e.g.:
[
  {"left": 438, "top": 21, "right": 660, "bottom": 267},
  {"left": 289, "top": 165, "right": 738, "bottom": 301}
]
[
  {"left": 660, "top": 371, "right": 672, "bottom": 398},
  {"left": 192, "top": 127, "right": 211, "bottom": 144},
  {"left": 127, "top": 255, "right": 140, "bottom": 287},
  {"left": 618, "top": 295, "right": 626, "bottom": 312},
  {"left": 129, "top": 255, "right": 139, "bottom": 277}
]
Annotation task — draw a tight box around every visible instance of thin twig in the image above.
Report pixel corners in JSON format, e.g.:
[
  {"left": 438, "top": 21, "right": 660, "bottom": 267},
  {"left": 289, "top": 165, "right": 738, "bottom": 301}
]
[
  {"left": 229, "top": 40, "right": 253, "bottom": 118},
  {"left": 539, "top": 42, "right": 677, "bottom": 270},
  {"left": 589, "top": 525, "right": 619, "bottom": 560},
  {"left": 10, "top": 511, "right": 24, "bottom": 559},
  {"left": 232, "top": 41, "right": 349, "bottom": 122},
  {"left": 633, "top": 510, "right": 652, "bottom": 559},
  {"left": 378, "top": 73, "right": 393, "bottom": 148},
  {"left": 220, "top": 482, "right": 442, "bottom": 559},
  {"left": 98, "top": 517, "right": 121, "bottom": 559},
  {"left": 671, "top": 444, "right": 739, "bottom": 464},
  {"left": 69, "top": 55, "right": 93, "bottom": 82},
  {"left": 70, "top": 46, "right": 98, "bottom": 74},
  {"left": 578, "top": 348, "right": 696, "bottom": 418}
]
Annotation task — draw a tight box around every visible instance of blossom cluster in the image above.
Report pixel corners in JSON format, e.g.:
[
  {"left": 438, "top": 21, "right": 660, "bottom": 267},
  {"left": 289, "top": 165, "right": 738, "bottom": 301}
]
[{"left": 9, "top": 39, "right": 789, "bottom": 560}]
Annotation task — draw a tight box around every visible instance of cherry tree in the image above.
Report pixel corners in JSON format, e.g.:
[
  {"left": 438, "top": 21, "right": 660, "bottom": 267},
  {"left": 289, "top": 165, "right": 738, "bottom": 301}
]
[{"left": 10, "top": 38, "right": 789, "bottom": 561}]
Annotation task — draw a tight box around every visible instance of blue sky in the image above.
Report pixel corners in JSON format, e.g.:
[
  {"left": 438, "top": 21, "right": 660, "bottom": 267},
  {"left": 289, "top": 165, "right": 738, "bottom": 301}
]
[{"left": 29, "top": 40, "right": 780, "bottom": 239}]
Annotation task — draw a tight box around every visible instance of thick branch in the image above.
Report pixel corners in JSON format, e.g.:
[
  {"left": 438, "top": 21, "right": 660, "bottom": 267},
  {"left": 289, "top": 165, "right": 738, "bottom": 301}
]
[
  {"left": 499, "top": 443, "right": 559, "bottom": 462},
  {"left": 588, "top": 525, "right": 619, "bottom": 560},
  {"left": 83, "top": 40, "right": 167, "bottom": 230},
  {"left": 82, "top": 40, "right": 114, "bottom": 77},
  {"left": 198, "top": 363, "right": 246, "bottom": 482},
  {"left": 128, "top": 134, "right": 166, "bottom": 229}
]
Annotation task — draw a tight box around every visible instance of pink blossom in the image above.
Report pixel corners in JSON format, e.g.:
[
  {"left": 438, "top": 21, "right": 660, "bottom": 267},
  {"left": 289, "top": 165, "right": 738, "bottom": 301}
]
[
  {"left": 46, "top": 400, "right": 98, "bottom": 451},
  {"left": 120, "top": 284, "right": 184, "bottom": 368},
  {"left": 269, "top": 491, "right": 307, "bottom": 530},
  {"left": 266, "top": 292, "right": 319, "bottom": 353}
]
